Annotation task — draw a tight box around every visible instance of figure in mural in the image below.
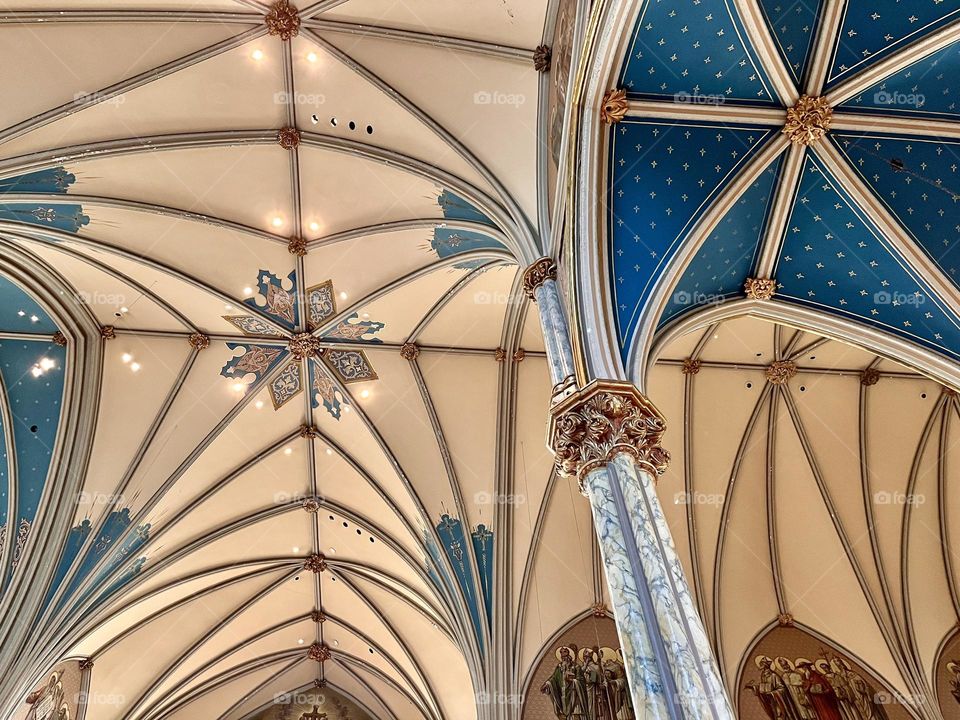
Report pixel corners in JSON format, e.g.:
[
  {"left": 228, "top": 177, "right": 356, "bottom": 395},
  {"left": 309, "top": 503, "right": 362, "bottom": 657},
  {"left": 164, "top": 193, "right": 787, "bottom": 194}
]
[
  {"left": 539, "top": 644, "right": 634, "bottom": 720},
  {"left": 946, "top": 660, "right": 960, "bottom": 705},
  {"left": 746, "top": 652, "right": 892, "bottom": 720}
]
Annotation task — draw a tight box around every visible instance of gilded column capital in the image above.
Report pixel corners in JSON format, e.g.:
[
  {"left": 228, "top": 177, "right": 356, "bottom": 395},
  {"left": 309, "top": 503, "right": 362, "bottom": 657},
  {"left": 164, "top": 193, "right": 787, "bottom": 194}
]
[
  {"left": 522, "top": 257, "right": 557, "bottom": 300},
  {"left": 548, "top": 379, "right": 670, "bottom": 489}
]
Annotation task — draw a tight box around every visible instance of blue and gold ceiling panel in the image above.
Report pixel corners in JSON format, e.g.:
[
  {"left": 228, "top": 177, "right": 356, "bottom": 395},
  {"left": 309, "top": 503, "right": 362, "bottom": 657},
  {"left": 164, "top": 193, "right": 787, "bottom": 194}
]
[
  {"left": 610, "top": 119, "right": 777, "bottom": 352},
  {"left": 659, "top": 154, "right": 784, "bottom": 326},
  {"left": 620, "top": 0, "right": 777, "bottom": 104},
  {"left": 0, "top": 167, "right": 89, "bottom": 234},
  {"left": 775, "top": 154, "right": 960, "bottom": 360},
  {"left": 758, "top": 0, "right": 823, "bottom": 86},
  {"left": 827, "top": 1, "right": 960, "bottom": 88},
  {"left": 840, "top": 40, "right": 960, "bottom": 119},
  {"left": 833, "top": 132, "right": 960, "bottom": 290}
]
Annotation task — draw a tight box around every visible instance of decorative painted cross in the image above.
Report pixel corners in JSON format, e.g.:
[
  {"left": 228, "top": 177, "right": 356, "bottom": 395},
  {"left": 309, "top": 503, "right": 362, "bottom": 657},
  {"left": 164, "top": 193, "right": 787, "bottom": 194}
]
[{"left": 299, "top": 706, "right": 326, "bottom": 720}]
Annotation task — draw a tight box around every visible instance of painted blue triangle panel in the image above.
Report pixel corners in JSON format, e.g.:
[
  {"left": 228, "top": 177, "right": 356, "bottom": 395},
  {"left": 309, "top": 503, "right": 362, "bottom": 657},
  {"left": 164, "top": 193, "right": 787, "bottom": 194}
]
[
  {"left": 609, "top": 119, "right": 776, "bottom": 354},
  {"left": 659, "top": 154, "right": 784, "bottom": 327},
  {"left": 840, "top": 40, "right": 960, "bottom": 119},
  {"left": 0, "top": 167, "right": 90, "bottom": 234},
  {"left": 620, "top": 0, "right": 777, "bottom": 104},
  {"left": 0, "top": 276, "right": 58, "bottom": 335},
  {"left": 774, "top": 154, "right": 960, "bottom": 360},
  {"left": 827, "top": 1, "right": 960, "bottom": 88},
  {"left": 2, "top": 339, "right": 66, "bottom": 580},
  {"left": 833, "top": 133, "right": 960, "bottom": 291},
  {"left": 757, "top": 0, "right": 823, "bottom": 86}
]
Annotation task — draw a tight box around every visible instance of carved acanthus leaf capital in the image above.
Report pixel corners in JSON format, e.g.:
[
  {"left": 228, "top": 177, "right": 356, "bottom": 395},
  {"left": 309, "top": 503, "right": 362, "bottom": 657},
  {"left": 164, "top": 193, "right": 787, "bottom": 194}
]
[
  {"left": 522, "top": 257, "right": 557, "bottom": 300},
  {"left": 548, "top": 380, "right": 670, "bottom": 488}
]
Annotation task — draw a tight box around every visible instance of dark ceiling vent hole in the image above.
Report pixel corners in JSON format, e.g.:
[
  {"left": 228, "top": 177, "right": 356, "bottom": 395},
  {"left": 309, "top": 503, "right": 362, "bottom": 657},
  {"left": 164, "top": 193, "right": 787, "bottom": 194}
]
[
  {"left": 328, "top": 515, "right": 335, "bottom": 521},
  {"left": 356, "top": 529, "right": 362, "bottom": 535},
  {"left": 342, "top": 521, "right": 348, "bottom": 528},
  {"left": 755, "top": 352, "right": 762, "bottom": 357},
  {"left": 368, "top": 648, "right": 374, "bottom": 654},
  {"left": 921, "top": 392, "right": 928, "bottom": 399},
  {"left": 311, "top": 114, "right": 319, "bottom": 125},
  {"left": 348, "top": 121, "right": 356, "bottom": 131},
  {"left": 745, "top": 382, "right": 753, "bottom": 389},
  {"left": 330, "top": 117, "right": 338, "bottom": 127},
  {"left": 890, "top": 158, "right": 905, "bottom": 172},
  {"left": 114, "top": 312, "right": 122, "bottom": 318},
  {"left": 294, "top": 575, "right": 301, "bottom": 581},
  {"left": 369, "top": 537, "right": 375, "bottom": 543},
  {"left": 30, "top": 425, "right": 38, "bottom": 433},
  {"left": 809, "top": 355, "right": 816, "bottom": 360},
  {"left": 366, "top": 125, "right": 374, "bottom": 135},
  {"left": 799, "top": 386, "right": 806, "bottom": 392}
]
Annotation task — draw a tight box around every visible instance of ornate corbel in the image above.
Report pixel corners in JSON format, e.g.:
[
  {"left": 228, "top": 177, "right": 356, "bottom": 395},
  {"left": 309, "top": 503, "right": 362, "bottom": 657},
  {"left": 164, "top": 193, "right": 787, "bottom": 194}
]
[{"left": 522, "top": 257, "right": 557, "bottom": 301}]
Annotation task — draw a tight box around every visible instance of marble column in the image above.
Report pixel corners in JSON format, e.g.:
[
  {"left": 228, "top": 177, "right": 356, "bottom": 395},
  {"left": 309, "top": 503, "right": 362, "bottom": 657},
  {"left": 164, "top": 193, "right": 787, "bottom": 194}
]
[
  {"left": 522, "top": 259, "right": 734, "bottom": 720},
  {"left": 521, "top": 258, "right": 576, "bottom": 400}
]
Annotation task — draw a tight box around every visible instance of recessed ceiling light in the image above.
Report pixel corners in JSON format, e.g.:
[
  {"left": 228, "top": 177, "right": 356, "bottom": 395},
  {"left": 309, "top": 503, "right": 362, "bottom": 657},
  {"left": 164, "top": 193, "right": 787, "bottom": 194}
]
[
  {"left": 232, "top": 381, "right": 245, "bottom": 393},
  {"left": 339, "top": 292, "right": 347, "bottom": 300},
  {"left": 225, "top": 304, "right": 233, "bottom": 311},
  {"left": 16, "top": 310, "right": 24, "bottom": 317},
  {"left": 29, "top": 315, "right": 38, "bottom": 323},
  {"left": 120, "top": 306, "right": 129, "bottom": 314},
  {"left": 254, "top": 400, "right": 264, "bottom": 410},
  {"left": 325, "top": 448, "right": 333, "bottom": 455},
  {"left": 39, "top": 358, "right": 55, "bottom": 371},
  {"left": 307, "top": 51, "right": 318, "bottom": 63},
  {"left": 309, "top": 221, "right": 320, "bottom": 232},
  {"left": 284, "top": 447, "right": 293, "bottom": 455},
  {"left": 271, "top": 216, "right": 284, "bottom": 228},
  {"left": 360, "top": 390, "right": 369, "bottom": 399},
  {"left": 292, "top": 546, "right": 300, "bottom": 553},
  {"left": 121, "top": 353, "right": 132, "bottom": 364},
  {"left": 130, "top": 362, "right": 141, "bottom": 372},
  {"left": 328, "top": 547, "right": 336, "bottom": 554},
  {"left": 30, "top": 366, "right": 43, "bottom": 378},
  {"left": 243, "top": 287, "right": 253, "bottom": 296},
  {"left": 251, "top": 49, "right": 264, "bottom": 61},
  {"left": 298, "top": 638, "right": 305, "bottom": 645}
]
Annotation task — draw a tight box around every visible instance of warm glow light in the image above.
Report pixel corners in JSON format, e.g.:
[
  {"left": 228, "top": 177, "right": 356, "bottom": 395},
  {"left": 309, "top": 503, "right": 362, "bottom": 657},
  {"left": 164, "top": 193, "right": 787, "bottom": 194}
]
[
  {"left": 30, "top": 366, "right": 43, "bottom": 378},
  {"left": 360, "top": 389, "right": 370, "bottom": 399},
  {"left": 292, "top": 546, "right": 300, "bottom": 553},
  {"left": 271, "top": 216, "right": 284, "bottom": 228},
  {"left": 120, "top": 306, "right": 129, "bottom": 314},
  {"left": 251, "top": 48, "right": 264, "bottom": 61},
  {"left": 309, "top": 221, "right": 320, "bottom": 233},
  {"left": 254, "top": 400, "right": 264, "bottom": 410},
  {"left": 224, "top": 304, "right": 233, "bottom": 311},
  {"left": 39, "top": 358, "right": 55, "bottom": 371},
  {"left": 232, "top": 381, "right": 245, "bottom": 393},
  {"left": 298, "top": 638, "right": 305, "bottom": 645},
  {"left": 243, "top": 286, "right": 253, "bottom": 296},
  {"left": 325, "top": 448, "right": 333, "bottom": 455},
  {"left": 121, "top": 353, "right": 132, "bottom": 364},
  {"left": 306, "top": 51, "right": 318, "bottom": 63},
  {"left": 339, "top": 291, "right": 347, "bottom": 300},
  {"left": 16, "top": 310, "right": 24, "bottom": 317},
  {"left": 284, "top": 447, "right": 293, "bottom": 455},
  {"left": 29, "top": 315, "right": 38, "bottom": 323},
  {"left": 130, "top": 362, "right": 141, "bottom": 372}
]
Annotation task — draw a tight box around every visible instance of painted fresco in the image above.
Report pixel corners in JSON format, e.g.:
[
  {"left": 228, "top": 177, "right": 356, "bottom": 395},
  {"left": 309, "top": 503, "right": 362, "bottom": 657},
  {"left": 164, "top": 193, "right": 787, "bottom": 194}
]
[
  {"left": 934, "top": 629, "right": 960, "bottom": 714},
  {"left": 738, "top": 626, "right": 910, "bottom": 720},
  {"left": 13, "top": 660, "right": 87, "bottom": 720},
  {"left": 523, "top": 615, "right": 632, "bottom": 720}
]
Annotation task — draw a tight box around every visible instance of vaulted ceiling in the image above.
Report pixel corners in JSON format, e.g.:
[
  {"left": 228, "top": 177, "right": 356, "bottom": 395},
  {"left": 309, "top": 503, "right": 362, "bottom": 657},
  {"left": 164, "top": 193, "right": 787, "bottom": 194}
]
[
  {"left": 607, "top": 0, "right": 960, "bottom": 375},
  {"left": 0, "top": 3, "right": 607, "bottom": 719}
]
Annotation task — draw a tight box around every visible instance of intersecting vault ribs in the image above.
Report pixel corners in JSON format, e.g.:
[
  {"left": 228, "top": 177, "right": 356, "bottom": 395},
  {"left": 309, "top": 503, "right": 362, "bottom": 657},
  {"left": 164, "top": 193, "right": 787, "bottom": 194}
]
[
  {"left": 782, "top": 95, "right": 832, "bottom": 146},
  {"left": 289, "top": 333, "right": 322, "bottom": 360},
  {"left": 265, "top": 0, "right": 300, "bottom": 40}
]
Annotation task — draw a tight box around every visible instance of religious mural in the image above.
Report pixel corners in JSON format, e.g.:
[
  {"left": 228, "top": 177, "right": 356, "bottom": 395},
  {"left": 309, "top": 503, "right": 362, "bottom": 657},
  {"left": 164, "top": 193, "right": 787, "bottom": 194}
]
[
  {"left": 934, "top": 628, "right": 960, "bottom": 714},
  {"left": 250, "top": 688, "right": 371, "bottom": 720},
  {"left": 523, "top": 614, "right": 631, "bottom": 720},
  {"left": 738, "top": 626, "right": 909, "bottom": 720},
  {"left": 12, "top": 660, "right": 87, "bottom": 720}
]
